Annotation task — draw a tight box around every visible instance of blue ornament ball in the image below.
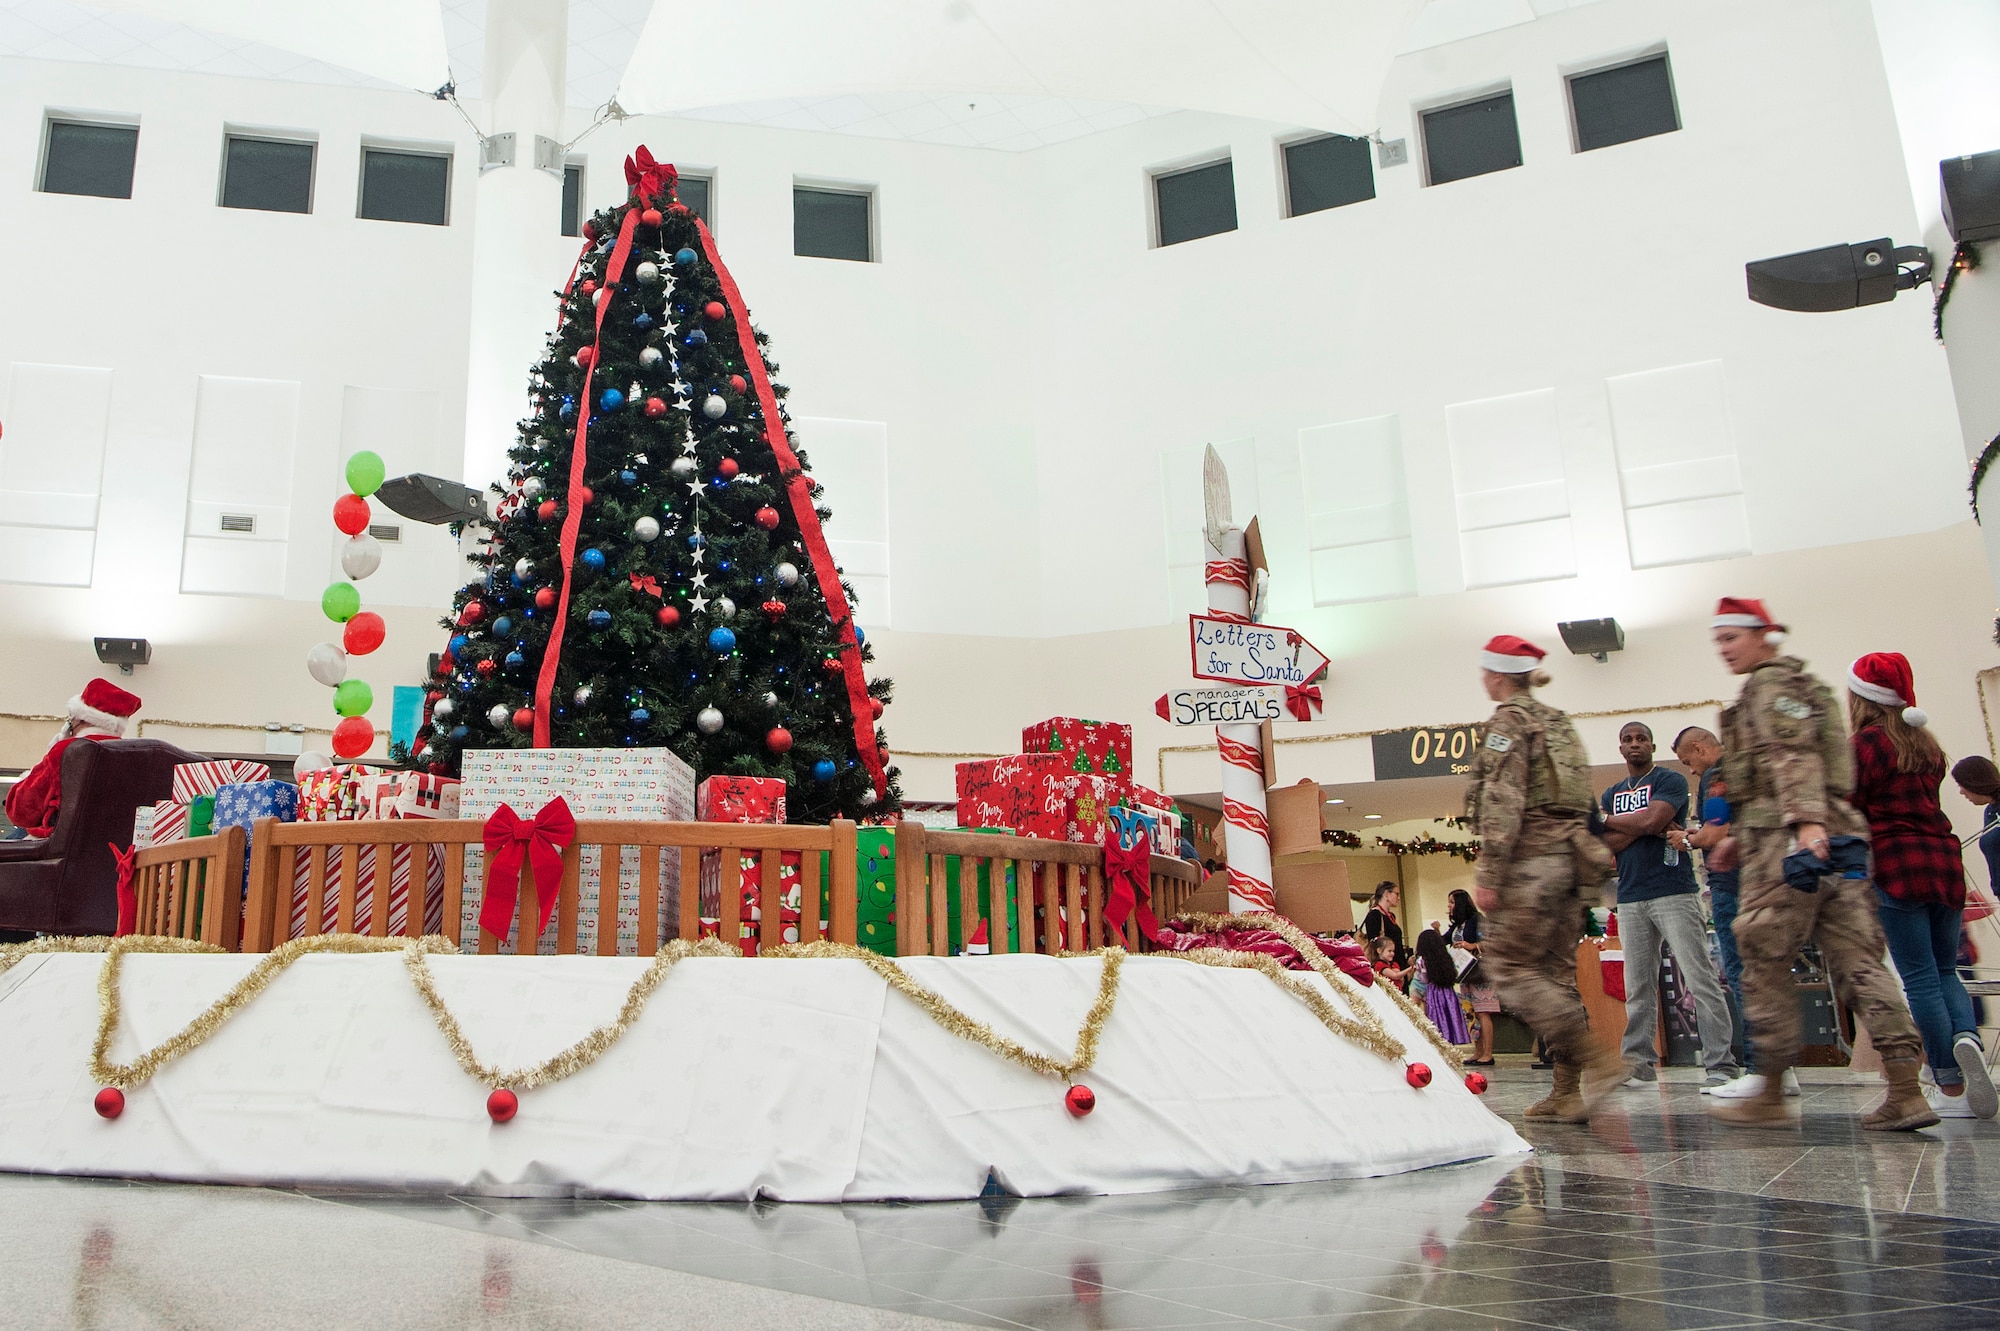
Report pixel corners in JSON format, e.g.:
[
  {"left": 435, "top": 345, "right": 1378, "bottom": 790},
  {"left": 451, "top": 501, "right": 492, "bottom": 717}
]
[
  {"left": 634, "top": 311, "right": 654, "bottom": 330},
  {"left": 619, "top": 468, "right": 638, "bottom": 485},
  {"left": 580, "top": 547, "right": 607, "bottom": 571},
  {"left": 600, "top": 388, "right": 625, "bottom": 412},
  {"left": 812, "top": 760, "right": 837, "bottom": 782},
  {"left": 688, "top": 532, "right": 706, "bottom": 549},
  {"left": 587, "top": 609, "right": 612, "bottom": 629},
  {"left": 855, "top": 627, "right": 866, "bottom": 648},
  {"left": 708, "top": 627, "right": 737, "bottom": 652},
  {"left": 684, "top": 329, "right": 708, "bottom": 348},
  {"left": 449, "top": 634, "right": 471, "bottom": 656},
  {"left": 492, "top": 616, "right": 513, "bottom": 636},
  {"left": 505, "top": 651, "right": 525, "bottom": 670},
  {"left": 674, "top": 247, "right": 698, "bottom": 268},
  {"left": 560, "top": 397, "right": 575, "bottom": 419},
  {"left": 629, "top": 707, "right": 651, "bottom": 724},
  {"left": 449, "top": 725, "right": 469, "bottom": 742}
]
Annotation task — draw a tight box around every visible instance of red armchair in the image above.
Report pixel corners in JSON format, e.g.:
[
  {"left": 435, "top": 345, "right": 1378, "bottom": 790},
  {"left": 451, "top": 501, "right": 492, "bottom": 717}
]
[{"left": 0, "top": 739, "right": 202, "bottom": 937}]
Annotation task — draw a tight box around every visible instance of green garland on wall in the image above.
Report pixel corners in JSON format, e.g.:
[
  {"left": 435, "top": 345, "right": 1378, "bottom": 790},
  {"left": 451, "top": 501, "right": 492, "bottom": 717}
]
[
  {"left": 1934, "top": 240, "right": 1981, "bottom": 342},
  {"left": 1969, "top": 430, "right": 2000, "bottom": 525},
  {"left": 1375, "top": 833, "right": 1481, "bottom": 862}
]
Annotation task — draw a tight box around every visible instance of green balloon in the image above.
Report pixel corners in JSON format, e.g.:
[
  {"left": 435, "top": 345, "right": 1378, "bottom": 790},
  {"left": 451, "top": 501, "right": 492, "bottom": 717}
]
[
  {"left": 333, "top": 679, "right": 374, "bottom": 718},
  {"left": 322, "top": 581, "right": 361, "bottom": 622},
  {"left": 345, "top": 451, "right": 387, "bottom": 498}
]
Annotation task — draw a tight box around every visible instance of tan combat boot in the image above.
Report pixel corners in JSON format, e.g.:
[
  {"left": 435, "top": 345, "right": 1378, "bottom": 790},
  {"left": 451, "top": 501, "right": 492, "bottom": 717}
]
[
  {"left": 1709, "top": 1066, "right": 1799, "bottom": 1128},
  {"left": 1578, "top": 1050, "right": 1628, "bottom": 1115},
  {"left": 1523, "top": 1062, "right": 1581, "bottom": 1120},
  {"left": 1861, "top": 1057, "right": 1941, "bottom": 1132}
]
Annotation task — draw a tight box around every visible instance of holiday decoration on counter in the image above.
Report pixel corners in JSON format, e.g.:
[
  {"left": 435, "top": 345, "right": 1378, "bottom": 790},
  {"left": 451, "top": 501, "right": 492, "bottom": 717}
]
[
  {"left": 696, "top": 774, "right": 787, "bottom": 824},
  {"left": 314, "top": 450, "right": 389, "bottom": 760},
  {"left": 414, "top": 147, "right": 898, "bottom": 824}
]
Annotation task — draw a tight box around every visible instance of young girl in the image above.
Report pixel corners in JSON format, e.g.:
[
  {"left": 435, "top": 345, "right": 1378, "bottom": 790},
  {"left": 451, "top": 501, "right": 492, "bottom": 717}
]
[
  {"left": 1367, "top": 935, "right": 1407, "bottom": 990},
  {"left": 1413, "top": 929, "right": 1472, "bottom": 1046}
]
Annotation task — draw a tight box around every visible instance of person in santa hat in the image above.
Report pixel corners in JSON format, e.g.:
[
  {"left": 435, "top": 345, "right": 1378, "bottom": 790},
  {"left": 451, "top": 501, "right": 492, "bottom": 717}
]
[
  {"left": 1846, "top": 651, "right": 1994, "bottom": 1119},
  {"left": 1704, "top": 600, "right": 1933, "bottom": 1130},
  {"left": 2, "top": 678, "right": 141, "bottom": 839},
  {"left": 1464, "top": 634, "right": 1624, "bottom": 1123}
]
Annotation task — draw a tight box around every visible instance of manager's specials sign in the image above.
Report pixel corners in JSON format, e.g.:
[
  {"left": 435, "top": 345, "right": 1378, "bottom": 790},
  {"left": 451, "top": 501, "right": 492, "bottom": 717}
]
[{"left": 1371, "top": 724, "right": 1486, "bottom": 780}]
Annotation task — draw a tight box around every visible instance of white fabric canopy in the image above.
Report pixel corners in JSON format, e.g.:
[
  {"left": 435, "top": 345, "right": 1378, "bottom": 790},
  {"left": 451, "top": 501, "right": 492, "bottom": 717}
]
[
  {"left": 618, "top": 0, "right": 1433, "bottom": 136},
  {"left": 84, "top": 0, "right": 451, "bottom": 90},
  {"left": 0, "top": 951, "right": 1525, "bottom": 1201}
]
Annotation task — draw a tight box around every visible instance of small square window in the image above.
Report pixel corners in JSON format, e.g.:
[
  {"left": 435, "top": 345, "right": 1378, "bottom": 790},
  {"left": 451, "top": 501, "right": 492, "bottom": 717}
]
[
  {"left": 221, "top": 136, "right": 314, "bottom": 214},
  {"left": 1570, "top": 55, "right": 1679, "bottom": 152},
  {"left": 561, "top": 162, "right": 584, "bottom": 237},
  {"left": 42, "top": 120, "right": 138, "bottom": 198},
  {"left": 359, "top": 147, "right": 450, "bottom": 225},
  {"left": 1284, "top": 135, "right": 1374, "bottom": 217},
  {"left": 1422, "top": 92, "right": 1522, "bottom": 185},
  {"left": 794, "top": 186, "right": 871, "bottom": 262},
  {"left": 677, "top": 173, "right": 712, "bottom": 223},
  {"left": 1154, "top": 159, "right": 1237, "bottom": 247}
]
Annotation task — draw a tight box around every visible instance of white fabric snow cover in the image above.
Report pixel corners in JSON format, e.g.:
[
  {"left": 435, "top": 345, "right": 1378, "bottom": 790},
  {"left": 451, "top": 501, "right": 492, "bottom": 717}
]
[{"left": 0, "top": 952, "right": 1526, "bottom": 1201}]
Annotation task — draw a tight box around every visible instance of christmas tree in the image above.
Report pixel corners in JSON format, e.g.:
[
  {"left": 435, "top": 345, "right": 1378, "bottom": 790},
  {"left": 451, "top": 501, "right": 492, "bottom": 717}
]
[{"left": 414, "top": 147, "right": 898, "bottom": 823}]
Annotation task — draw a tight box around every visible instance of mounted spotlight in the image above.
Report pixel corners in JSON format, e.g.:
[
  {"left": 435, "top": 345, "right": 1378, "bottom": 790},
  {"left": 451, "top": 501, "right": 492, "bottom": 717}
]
[
  {"left": 1942, "top": 148, "right": 2000, "bottom": 243},
  {"left": 93, "top": 636, "right": 151, "bottom": 675},
  {"left": 1557, "top": 618, "right": 1625, "bottom": 664},
  {"left": 1745, "top": 239, "right": 1931, "bottom": 312},
  {"left": 374, "top": 473, "right": 489, "bottom": 525}
]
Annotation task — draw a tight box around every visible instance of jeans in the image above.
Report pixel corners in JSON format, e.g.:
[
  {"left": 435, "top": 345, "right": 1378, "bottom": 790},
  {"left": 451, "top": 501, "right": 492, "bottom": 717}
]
[
  {"left": 1709, "top": 881, "right": 1754, "bottom": 1071},
  {"left": 1619, "top": 893, "right": 1741, "bottom": 1077},
  {"left": 1875, "top": 891, "right": 1978, "bottom": 1086}
]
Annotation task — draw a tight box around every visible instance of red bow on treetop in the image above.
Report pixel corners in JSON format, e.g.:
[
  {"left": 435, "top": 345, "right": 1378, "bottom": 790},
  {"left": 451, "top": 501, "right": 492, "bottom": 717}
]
[
  {"left": 478, "top": 797, "right": 578, "bottom": 942},
  {"left": 629, "top": 572, "right": 662, "bottom": 598},
  {"left": 1284, "top": 682, "right": 1322, "bottom": 722},
  {"left": 624, "top": 146, "right": 677, "bottom": 205}
]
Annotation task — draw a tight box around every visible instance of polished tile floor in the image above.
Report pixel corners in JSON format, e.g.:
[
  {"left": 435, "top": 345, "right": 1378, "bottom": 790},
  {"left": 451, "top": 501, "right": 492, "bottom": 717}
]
[{"left": 6, "top": 1067, "right": 1998, "bottom": 1329}]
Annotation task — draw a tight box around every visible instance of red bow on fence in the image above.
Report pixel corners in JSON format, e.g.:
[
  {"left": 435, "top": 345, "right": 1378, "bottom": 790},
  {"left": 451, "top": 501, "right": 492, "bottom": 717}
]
[
  {"left": 479, "top": 797, "right": 578, "bottom": 942},
  {"left": 1102, "top": 834, "right": 1161, "bottom": 943},
  {"left": 623, "top": 146, "right": 677, "bottom": 204},
  {"left": 1284, "top": 682, "right": 1322, "bottom": 722},
  {"left": 109, "top": 842, "right": 138, "bottom": 937}
]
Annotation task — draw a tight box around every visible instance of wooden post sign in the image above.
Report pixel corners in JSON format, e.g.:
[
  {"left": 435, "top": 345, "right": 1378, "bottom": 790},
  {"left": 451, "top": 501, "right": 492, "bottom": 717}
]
[
  {"left": 1188, "top": 615, "right": 1330, "bottom": 688},
  {"left": 1155, "top": 684, "right": 1323, "bottom": 726}
]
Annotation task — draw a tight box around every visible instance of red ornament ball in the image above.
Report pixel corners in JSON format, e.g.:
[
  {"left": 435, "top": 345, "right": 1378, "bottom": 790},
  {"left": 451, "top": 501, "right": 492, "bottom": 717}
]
[
  {"left": 668, "top": 202, "right": 690, "bottom": 217},
  {"left": 333, "top": 493, "right": 371, "bottom": 535},
  {"left": 574, "top": 344, "right": 595, "bottom": 368},
  {"left": 458, "top": 601, "right": 485, "bottom": 625},
  {"left": 821, "top": 657, "right": 844, "bottom": 673},
  {"left": 729, "top": 374, "right": 747, "bottom": 393},
  {"left": 657, "top": 606, "right": 681, "bottom": 628},
  {"left": 704, "top": 300, "right": 726, "bottom": 321},
  {"left": 766, "top": 726, "right": 793, "bottom": 754},
  {"left": 643, "top": 396, "right": 668, "bottom": 419},
  {"left": 512, "top": 708, "right": 535, "bottom": 731},
  {"left": 331, "top": 715, "right": 375, "bottom": 760},
  {"left": 437, "top": 653, "right": 455, "bottom": 674},
  {"left": 93, "top": 1087, "right": 125, "bottom": 1119},
  {"left": 761, "top": 599, "right": 787, "bottom": 621},
  {"left": 717, "top": 458, "right": 739, "bottom": 480},
  {"left": 535, "top": 587, "right": 557, "bottom": 610},
  {"left": 1064, "top": 1084, "right": 1096, "bottom": 1117},
  {"left": 582, "top": 222, "right": 598, "bottom": 240},
  {"left": 1405, "top": 1062, "right": 1434, "bottom": 1089},
  {"left": 476, "top": 658, "right": 497, "bottom": 677},
  {"left": 579, "top": 280, "right": 597, "bottom": 297},
  {"left": 870, "top": 698, "right": 884, "bottom": 719},
  {"left": 486, "top": 1088, "right": 519, "bottom": 1123},
  {"left": 579, "top": 486, "right": 595, "bottom": 506},
  {"left": 343, "top": 611, "right": 386, "bottom": 656},
  {"left": 754, "top": 506, "right": 780, "bottom": 530},
  {"left": 537, "top": 500, "right": 559, "bottom": 522},
  {"left": 640, "top": 207, "right": 662, "bottom": 227},
  {"left": 1463, "top": 1071, "right": 1489, "bottom": 1096}
]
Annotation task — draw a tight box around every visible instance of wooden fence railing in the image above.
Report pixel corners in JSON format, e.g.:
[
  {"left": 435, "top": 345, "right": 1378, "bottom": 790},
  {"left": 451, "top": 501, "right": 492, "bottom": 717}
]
[{"left": 129, "top": 826, "right": 247, "bottom": 948}]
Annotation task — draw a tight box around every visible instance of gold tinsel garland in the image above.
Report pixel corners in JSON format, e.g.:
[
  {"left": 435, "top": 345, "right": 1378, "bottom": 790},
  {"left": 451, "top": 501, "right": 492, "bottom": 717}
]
[{"left": 0, "top": 934, "right": 223, "bottom": 979}]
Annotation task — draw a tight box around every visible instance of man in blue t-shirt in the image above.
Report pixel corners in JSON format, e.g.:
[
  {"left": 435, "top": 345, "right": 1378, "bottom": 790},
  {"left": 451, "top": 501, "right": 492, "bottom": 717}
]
[{"left": 1599, "top": 721, "right": 1741, "bottom": 1088}]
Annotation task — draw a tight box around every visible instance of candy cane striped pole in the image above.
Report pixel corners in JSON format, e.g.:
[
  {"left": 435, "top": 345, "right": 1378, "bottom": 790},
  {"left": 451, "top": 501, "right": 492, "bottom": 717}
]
[{"left": 1204, "top": 526, "right": 1277, "bottom": 913}]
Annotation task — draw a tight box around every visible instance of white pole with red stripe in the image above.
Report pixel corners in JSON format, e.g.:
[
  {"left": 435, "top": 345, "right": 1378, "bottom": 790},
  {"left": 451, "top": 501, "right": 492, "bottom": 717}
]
[{"left": 1203, "top": 524, "right": 1276, "bottom": 914}]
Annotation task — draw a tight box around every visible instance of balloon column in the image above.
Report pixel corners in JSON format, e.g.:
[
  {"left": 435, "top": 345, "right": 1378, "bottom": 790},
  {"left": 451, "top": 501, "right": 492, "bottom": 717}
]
[{"left": 311, "top": 451, "right": 388, "bottom": 761}]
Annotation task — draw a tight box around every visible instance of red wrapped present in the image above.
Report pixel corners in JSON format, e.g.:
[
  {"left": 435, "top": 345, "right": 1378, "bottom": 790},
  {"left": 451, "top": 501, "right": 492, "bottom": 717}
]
[
  {"left": 357, "top": 772, "right": 402, "bottom": 821},
  {"left": 697, "top": 775, "right": 787, "bottom": 824},
  {"left": 297, "top": 765, "right": 369, "bottom": 821},
  {"left": 1021, "top": 718, "right": 1132, "bottom": 781},
  {"left": 392, "top": 772, "right": 461, "bottom": 819},
  {"left": 698, "top": 848, "right": 822, "bottom": 955},
  {"left": 285, "top": 842, "right": 446, "bottom": 939},
  {"left": 142, "top": 800, "right": 191, "bottom": 847},
  {"left": 172, "top": 759, "right": 272, "bottom": 803},
  {"left": 957, "top": 756, "right": 1110, "bottom": 845}
]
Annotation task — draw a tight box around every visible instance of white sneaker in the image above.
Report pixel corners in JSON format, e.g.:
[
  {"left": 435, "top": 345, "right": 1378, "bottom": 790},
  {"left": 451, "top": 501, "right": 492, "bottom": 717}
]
[
  {"left": 1703, "top": 1069, "right": 1801, "bottom": 1099},
  {"left": 1925, "top": 1085, "right": 1979, "bottom": 1119},
  {"left": 1954, "top": 1036, "right": 1997, "bottom": 1120}
]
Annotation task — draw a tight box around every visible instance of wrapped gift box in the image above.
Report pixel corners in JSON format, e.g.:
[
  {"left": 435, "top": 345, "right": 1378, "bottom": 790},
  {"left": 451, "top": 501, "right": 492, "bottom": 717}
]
[
  {"left": 172, "top": 759, "right": 272, "bottom": 803},
  {"left": 458, "top": 747, "right": 696, "bottom": 954},
  {"left": 297, "top": 765, "right": 371, "bottom": 822},
  {"left": 212, "top": 781, "right": 299, "bottom": 832},
  {"left": 855, "top": 827, "right": 897, "bottom": 956},
  {"left": 956, "top": 757, "right": 1109, "bottom": 845},
  {"left": 1021, "top": 718, "right": 1132, "bottom": 782},
  {"left": 358, "top": 772, "right": 404, "bottom": 821},
  {"left": 187, "top": 795, "right": 215, "bottom": 839},
  {"left": 697, "top": 775, "right": 787, "bottom": 824},
  {"left": 393, "top": 772, "right": 461, "bottom": 820},
  {"left": 699, "top": 849, "right": 824, "bottom": 957},
  {"left": 284, "top": 843, "right": 446, "bottom": 940},
  {"left": 145, "top": 800, "right": 192, "bottom": 846},
  {"left": 131, "top": 803, "right": 157, "bottom": 850}
]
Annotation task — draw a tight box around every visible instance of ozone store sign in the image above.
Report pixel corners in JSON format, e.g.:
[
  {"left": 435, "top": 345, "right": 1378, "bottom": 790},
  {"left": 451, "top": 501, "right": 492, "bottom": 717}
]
[
  {"left": 1371, "top": 724, "right": 1487, "bottom": 780},
  {"left": 1187, "top": 616, "right": 1330, "bottom": 687}
]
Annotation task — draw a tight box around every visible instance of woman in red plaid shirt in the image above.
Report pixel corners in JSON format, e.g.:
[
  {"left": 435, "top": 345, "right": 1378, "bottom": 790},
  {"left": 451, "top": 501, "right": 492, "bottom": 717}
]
[{"left": 1847, "top": 652, "right": 1995, "bottom": 1119}]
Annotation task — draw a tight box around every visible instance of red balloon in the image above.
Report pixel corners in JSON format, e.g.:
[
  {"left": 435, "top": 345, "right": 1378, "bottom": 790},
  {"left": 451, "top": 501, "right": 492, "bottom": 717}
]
[
  {"left": 643, "top": 396, "right": 668, "bottom": 419},
  {"left": 718, "top": 458, "right": 739, "bottom": 479},
  {"left": 487, "top": 1088, "right": 519, "bottom": 1123},
  {"left": 512, "top": 708, "right": 535, "bottom": 731},
  {"left": 343, "top": 611, "right": 386, "bottom": 655},
  {"left": 94, "top": 1087, "right": 125, "bottom": 1119},
  {"left": 754, "top": 506, "right": 780, "bottom": 530},
  {"left": 574, "top": 345, "right": 595, "bottom": 367},
  {"left": 458, "top": 601, "right": 485, "bottom": 625},
  {"left": 668, "top": 202, "right": 689, "bottom": 217},
  {"left": 729, "top": 374, "right": 747, "bottom": 393},
  {"left": 331, "top": 716, "right": 374, "bottom": 759},
  {"left": 641, "top": 207, "right": 662, "bottom": 227},
  {"left": 1463, "top": 1072, "right": 1489, "bottom": 1096},
  {"left": 760, "top": 599, "right": 786, "bottom": 622},
  {"left": 656, "top": 606, "right": 680, "bottom": 627},
  {"left": 1064, "top": 1084, "right": 1096, "bottom": 1117},
  {"left": 535, "top": 587, "right": 557, "bottom": 609},
  {"left": 333, "top": 493, "right": 371, "bottom": 535},
  {"left": 537, "top": 500, "right": 559, "bottom": 522},
  {"left": 1405, "top": 1062, "right": 1433, "bottom": 1089},
  {"left": 766, "top": 726, "right": 793, "bottom": 754},
  {"left": 704, "top": 301, "right": 726, "bottom": 321}
]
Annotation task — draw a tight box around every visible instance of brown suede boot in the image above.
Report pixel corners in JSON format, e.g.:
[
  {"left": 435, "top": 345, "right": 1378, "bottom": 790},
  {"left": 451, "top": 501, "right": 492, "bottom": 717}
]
[
  {"left": 1709, "top": 1067, "right": 1799, "bottom": 1128},
  {"left": 1861, "top": 1057, "right": 1941, "bottom": 1131},
  {"left": 1523, "top": 1062, "right": 1581, "bottom": 1119}
]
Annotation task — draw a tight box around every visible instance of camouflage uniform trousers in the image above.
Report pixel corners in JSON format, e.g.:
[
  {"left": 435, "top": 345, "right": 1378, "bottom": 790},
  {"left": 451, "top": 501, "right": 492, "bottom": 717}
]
[
  {"left": 1483, "top": 851, "right": 1594, "bottom": 1066},
  {"left": 1732, "top": 826, "right": 1922, "bottom": 1072}
]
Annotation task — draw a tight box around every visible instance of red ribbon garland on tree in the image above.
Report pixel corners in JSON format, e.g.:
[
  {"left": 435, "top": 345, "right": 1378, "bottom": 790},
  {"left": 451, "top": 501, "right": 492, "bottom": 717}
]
[
  {"left": 693, "top": 216, "right": 889, "bottom": 799},
  {"left": 478, "top": 797, "right": 578, "bottom": 941}
]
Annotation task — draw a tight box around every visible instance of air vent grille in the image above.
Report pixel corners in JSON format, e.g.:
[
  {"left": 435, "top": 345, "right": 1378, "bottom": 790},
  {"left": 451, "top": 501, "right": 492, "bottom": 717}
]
[
  {"left": 219, "top": 513, "right": 256, "bottom": 534},
  {"left": 368, "top": 524, "right": 402, "bottom": 543}
]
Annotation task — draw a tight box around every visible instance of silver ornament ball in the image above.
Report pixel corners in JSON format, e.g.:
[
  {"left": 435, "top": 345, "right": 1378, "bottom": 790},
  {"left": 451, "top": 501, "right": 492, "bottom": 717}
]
[
  {"left": 702, "top": 394, "right": 727, "bottom": 420},
  {"left": 635, "top": 260, "right": 661, "bottom": 285},
  {"left": 522, "top": 477, "right": 545, "bottom": 501},
  {"left": 638, "top": 346, "right": 664, "bottom": 369},
  {"left": 431, "top": 698, "right": 454, "bottom": 720},
  {"left": 514, "top": 556, "right": 533, "bottom": 579},
  {"left": 774, "top": 562, "right": 800, "bottom": 588},
  {"left": 860, "top": 789, "right": 879, "bottom": 807},
  {"left": 670, "top": 456, "right": 698, "bottom": 479},
  {"left": 488, "top": 704, "right": 512, "bottom": 729},
  {"left": 696, "top": 706, "right": 725, "bottom": 735},
  {"left": 762, "top": 691, "right": 779, "bottom": 709},
  {"left": 714, "top": 596, "right": 736, "bottom": 620},
  {"left": 573, "top": 685, "right": 593, "bottom": 706},
  {"left": 633, "top": 515, "right": 661, "bottom": 542}
]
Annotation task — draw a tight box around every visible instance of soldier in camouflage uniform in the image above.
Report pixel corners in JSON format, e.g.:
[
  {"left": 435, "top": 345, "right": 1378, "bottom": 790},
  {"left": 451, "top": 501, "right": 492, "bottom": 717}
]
[
  {"left": 1466, "top": 635, "right": 1625, "bottom": 1122},
  {"left": 1705, "top": 598, "right": 1933, "bottom": 1130}
]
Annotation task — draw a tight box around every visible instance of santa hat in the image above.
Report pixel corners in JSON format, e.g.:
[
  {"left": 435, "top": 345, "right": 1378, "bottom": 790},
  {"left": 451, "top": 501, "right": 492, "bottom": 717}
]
[
  {"left": 1480, "top": 635, "right": 1547, "bottom": 673},
  {"left": 1712, "top": 597, "right": 1787, "bottom": 645},
  {"left": 1849, "top": 652, "right": 1928, "bottom": 728},
  {"left": 961, "top": 919, "right": 990, "bottom": 955},
  {"left": 68, "top": 678, "right": 140, "bottom": 736}
]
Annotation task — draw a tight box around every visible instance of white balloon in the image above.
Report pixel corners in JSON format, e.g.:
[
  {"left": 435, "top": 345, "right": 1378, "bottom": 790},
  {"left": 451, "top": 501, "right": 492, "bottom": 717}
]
[
  {"left": 294, "top": 750, "right": 333, "bottom": 775},
  {"left": 340, "top": 534, "right": 382, "bottom": 580},
  {"left": 306, "top": 642, "right": 349, "bottom": 687}
]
